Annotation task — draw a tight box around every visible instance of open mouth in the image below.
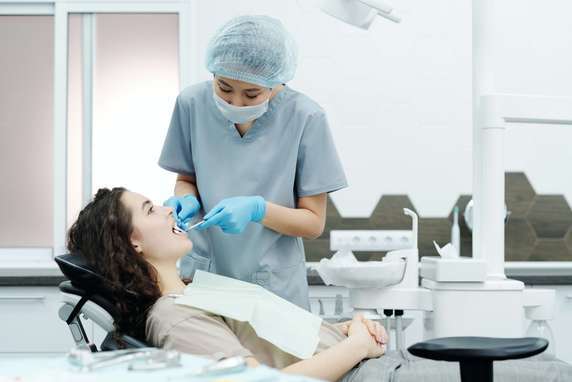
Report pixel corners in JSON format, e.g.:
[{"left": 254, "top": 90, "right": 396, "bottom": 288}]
[{"left": 171, "top": 223, "right": 186, "bottom": 236}]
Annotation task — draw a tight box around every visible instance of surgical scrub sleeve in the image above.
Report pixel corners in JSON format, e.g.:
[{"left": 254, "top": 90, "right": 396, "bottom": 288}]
[{"left": 159, "top": 81, "right": 347, "bottom": 310}]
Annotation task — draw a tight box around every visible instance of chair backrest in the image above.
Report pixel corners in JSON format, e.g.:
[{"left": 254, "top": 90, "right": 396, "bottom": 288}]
[
  {"left": 55, "top": 253, "right": 120, "bottom": 318},
  {"left": 55, "top": 253, "right": 150, "bottom": 349}
]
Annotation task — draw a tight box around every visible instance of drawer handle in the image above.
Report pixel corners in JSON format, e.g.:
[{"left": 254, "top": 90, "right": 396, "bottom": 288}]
[{"left": 0, "top": 296, "right": 46, "bottom": 302}]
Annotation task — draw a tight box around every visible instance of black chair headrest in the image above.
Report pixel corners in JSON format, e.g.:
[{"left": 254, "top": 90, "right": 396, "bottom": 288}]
[{"left": 55, "top": 253, "right": 107, "bottom": 292}]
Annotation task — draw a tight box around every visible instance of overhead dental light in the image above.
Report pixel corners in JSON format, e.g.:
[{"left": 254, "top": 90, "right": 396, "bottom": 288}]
[{"left": 317, "top": 0, "right": 401, "bottom": 29}]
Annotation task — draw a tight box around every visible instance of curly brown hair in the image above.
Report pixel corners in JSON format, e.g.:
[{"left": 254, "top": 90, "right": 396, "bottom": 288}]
[{"left": 67, "top": 187, "right": 162, "bottom": 340}]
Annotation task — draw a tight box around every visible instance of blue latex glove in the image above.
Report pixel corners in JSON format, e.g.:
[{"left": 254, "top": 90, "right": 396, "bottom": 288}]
[
  {"left": 163, "top": 194, "right": 201, "bottom": 228},
  {"left": 197, "top": 196, "right": 266, "bottom": 234}
]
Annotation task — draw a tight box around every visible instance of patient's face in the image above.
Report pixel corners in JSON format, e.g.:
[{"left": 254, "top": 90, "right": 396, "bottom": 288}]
[{"left": 121, "top": 191, "right": 193, "bottom": 263}]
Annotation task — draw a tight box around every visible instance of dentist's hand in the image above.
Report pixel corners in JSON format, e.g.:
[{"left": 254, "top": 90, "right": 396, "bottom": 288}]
[
  {"left": 197, "top": 196, "right": 266, "bottom": 234},
  {"left": 163, "top": 194, "right": 201, "bottom": 227}
]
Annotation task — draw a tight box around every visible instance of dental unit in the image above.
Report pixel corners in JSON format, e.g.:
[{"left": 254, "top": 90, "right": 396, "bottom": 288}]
[
  {"left": 309, "top": 0, "right": 572, "bottom": 354},
  {"left": 316, "top": 93, "right": 572, "bottom": 351}
]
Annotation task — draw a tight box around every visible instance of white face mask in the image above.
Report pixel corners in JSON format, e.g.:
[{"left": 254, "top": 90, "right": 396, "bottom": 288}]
[{"left": 213, "top": 90, "right": 269, "bottom": 124}]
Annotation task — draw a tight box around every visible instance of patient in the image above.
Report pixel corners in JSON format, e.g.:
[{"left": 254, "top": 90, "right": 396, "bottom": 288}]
[{"left": 67, "top": 188, "right": 387, "bottom": 382}]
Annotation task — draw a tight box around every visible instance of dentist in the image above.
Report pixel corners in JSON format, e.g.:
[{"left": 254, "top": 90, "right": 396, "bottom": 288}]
[{"left": 159, "top": 15, "right": 347, "bottom": 310}]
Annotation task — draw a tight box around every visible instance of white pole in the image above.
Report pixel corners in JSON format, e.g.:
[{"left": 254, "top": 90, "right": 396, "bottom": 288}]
[
  {"left": 480, "top": 125, "right": 507, "bottom": 279},
  {"left": 472, "top": 0, "right": 496, "bottom": 263}
]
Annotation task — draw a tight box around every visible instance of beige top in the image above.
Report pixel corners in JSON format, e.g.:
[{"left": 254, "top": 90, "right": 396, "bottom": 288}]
[{"left": 146, "top": 295, "right": 347, "bottom": 368}]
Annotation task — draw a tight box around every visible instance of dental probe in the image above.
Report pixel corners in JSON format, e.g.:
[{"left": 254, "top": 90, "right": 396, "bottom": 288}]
[{"left": 173, "top": 220, "right": 204, "bottom": 234}]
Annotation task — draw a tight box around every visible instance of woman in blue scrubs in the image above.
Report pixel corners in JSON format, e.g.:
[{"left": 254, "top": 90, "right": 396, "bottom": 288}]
[{"left": 159, "top": 15, "right": 347, "bottom": 310}]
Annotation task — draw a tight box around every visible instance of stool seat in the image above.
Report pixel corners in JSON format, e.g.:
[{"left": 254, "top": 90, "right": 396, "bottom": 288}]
[
  {"left": 409, "top": 336, "right": 548, "bottom": 361},
  {"left": 409, "top": 337, "right": 548, "bottom": 382}
]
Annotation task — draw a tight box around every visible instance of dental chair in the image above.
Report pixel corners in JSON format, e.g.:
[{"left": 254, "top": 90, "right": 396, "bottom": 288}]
[{"left": 55, "top": 253, "right": 150, "bottom": 352}]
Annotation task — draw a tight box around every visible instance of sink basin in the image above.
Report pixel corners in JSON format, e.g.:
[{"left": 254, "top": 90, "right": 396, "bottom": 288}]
[{"left": 315, "top": 250, "right": 406, "bottom": 289}]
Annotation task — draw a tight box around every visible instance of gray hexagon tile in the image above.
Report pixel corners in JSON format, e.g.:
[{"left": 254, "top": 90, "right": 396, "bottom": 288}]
[
  {"left": 505, "top": 219, "right": 537, "bottom": 261},
  {"left": 529, "top": 239, "right": 572, "bottom": 261},
  {"left": 505, "top": 172, "right": 536, "bottom": 218},
  {"left": 303, "top": 238, "right": 331, "bottom": 263},
  {"left": 527, "top": 195, "right": 572, "bottom": 239},
  {"left": 418, "top": 218, "right": 451, "bottom": 258},
  {"left": 566, "top": 227, "right": 572, "bottom": 251},
  {"left": 324, "top": 197, "right": 371, "bottom": 233},
  {"left": 371, "top": 195, "right": 417, "bottom": 229}
]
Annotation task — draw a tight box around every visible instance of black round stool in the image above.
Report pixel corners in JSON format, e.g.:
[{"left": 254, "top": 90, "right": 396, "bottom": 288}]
[{"left": 408, "top": 336, "right": 548, "bottom": 382}]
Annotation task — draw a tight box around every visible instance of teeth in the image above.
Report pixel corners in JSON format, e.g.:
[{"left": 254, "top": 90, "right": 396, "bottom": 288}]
[{"left": 172, "top": 226, "right": 185, "bottom": 235}]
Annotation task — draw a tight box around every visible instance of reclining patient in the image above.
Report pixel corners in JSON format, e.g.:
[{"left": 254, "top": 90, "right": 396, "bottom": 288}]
[
  {"left": 67, "top": 188, "right": 572, "bottom": 382},
  {"left": 67, "top": 187, "right": 387, "bottom": 381}
]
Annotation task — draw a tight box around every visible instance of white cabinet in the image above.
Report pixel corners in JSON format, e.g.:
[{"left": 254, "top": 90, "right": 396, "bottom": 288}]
[
  {"left": 539, "top": 285, "right": 572, "bottom": 364},
  {"left": 0, "top": 287, "right": 75, "bottom": 353}
]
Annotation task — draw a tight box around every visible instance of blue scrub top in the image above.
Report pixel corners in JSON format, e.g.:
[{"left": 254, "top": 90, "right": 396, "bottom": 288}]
[{"left": 159, "top": 81, "right": 347, "bottom": 310}]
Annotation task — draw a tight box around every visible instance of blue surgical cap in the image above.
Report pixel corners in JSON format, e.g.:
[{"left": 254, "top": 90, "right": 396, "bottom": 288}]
[{"left": 206, "top": 15, "right": 298, "bottom": 88}]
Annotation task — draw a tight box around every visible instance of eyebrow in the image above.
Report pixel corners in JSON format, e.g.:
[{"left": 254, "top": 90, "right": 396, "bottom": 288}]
[
  {"left": 218, "top": 79, "right": 262, "bottom": 92},
  {"left": 141, "top": 200, "right": 152, "bottom": 212}
]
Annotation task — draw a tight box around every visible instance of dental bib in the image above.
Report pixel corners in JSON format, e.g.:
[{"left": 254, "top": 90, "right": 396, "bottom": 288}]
[{"left": 175, "top": 270, "right": 322, "bottom": 359}]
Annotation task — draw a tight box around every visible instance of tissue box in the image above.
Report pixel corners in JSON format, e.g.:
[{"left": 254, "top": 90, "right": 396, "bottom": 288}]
[{"left": 420, "top": 256, "right": 487, "bottom": 282}]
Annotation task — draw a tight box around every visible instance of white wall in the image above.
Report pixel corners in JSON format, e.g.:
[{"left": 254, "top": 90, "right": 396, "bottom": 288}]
[{"left": 486, "top": 0, "right": 572, "bottom": 205}]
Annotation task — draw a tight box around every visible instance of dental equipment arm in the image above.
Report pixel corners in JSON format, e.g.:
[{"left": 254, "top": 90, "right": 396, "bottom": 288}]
[
  {"left": 359, "top": 0, "right": 401, "bottom": 23},
  {"left": 317, "top": 0, "right": 400, "bottom": 30}
]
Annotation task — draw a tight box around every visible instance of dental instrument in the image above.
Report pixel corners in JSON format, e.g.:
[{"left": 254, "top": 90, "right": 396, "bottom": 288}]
[
  {"left": 67, "top": 346, "right": 181, "bottom": 372},
  {"left": 168, "top": 356, "right": 247, "bottom": 380},
  {"left": 190, "top": 356, "right": 247, "bottom": 376},
  {"left": 128, "top": 350, "right": 182, "bottom": 371},
  {"left": 173, "top": 220, "right": 204, "bottom": 234},
  {"left": 451, "top": 206, "right": 460, "bottom": 257}
]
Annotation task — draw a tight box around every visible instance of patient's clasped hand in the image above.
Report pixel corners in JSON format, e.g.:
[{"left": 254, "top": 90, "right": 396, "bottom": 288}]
[{"left": 176, "top": 270, "right": 323, "bottom": 359}]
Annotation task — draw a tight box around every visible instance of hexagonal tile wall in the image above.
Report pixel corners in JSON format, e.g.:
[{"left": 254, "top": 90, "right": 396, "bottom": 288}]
[
  {"left": 530, "top": 239, "right": 572, "bottom": 262},
  {"left": 371, "top": 195, "right": 417, "bottom": 229},
  {"left": 565, "top": 227, "right": 572, "bottom": 251},
  {"left": 505, "top": 219, "right": 537, "bottom": 261},
  {"left": 527, "top": 195, "right": 572, "bottom": 239},
  {"left": 505, "top": 172, "right": 536, "bottom": 218},
  {"left": 303, "top": 172, "right": 572, "bottom": 263}
]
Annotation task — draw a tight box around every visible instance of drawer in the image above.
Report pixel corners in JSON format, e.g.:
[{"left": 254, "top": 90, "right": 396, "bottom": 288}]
[{"left": 0, "top": 287, "right": 75, "bottom": 352}]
